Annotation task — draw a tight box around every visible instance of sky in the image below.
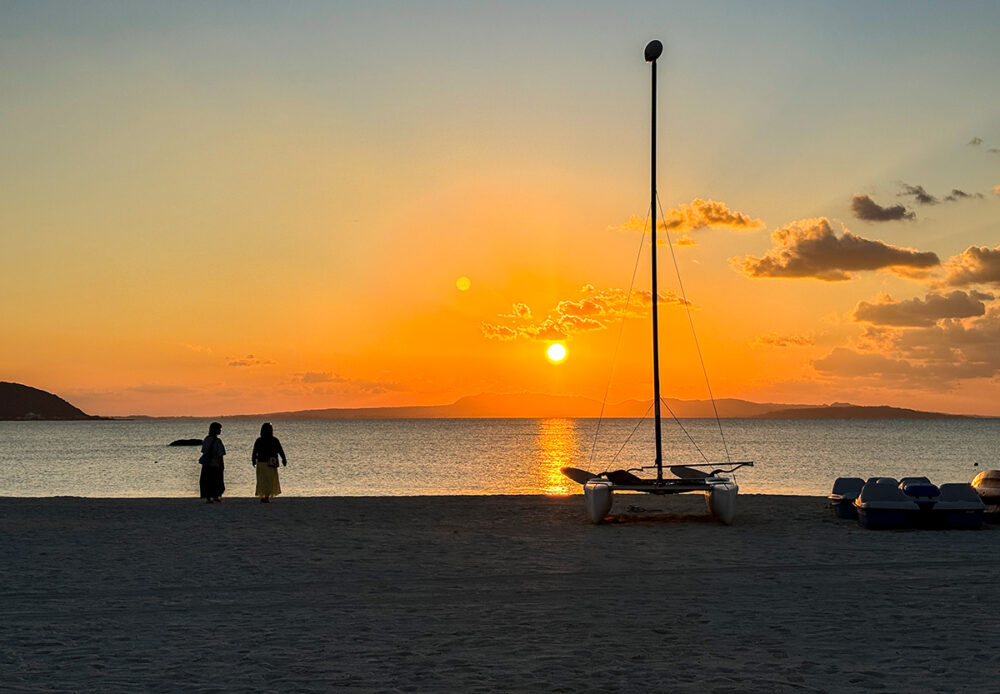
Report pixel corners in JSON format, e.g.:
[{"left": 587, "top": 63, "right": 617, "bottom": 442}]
[{"left": 2, "top": 0, "right": 1000, "bottom": 417}]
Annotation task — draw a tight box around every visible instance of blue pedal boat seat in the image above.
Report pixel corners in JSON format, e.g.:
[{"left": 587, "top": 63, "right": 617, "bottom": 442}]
[{"left": 899, "top": 476, "right": 941, "bottom": 517}]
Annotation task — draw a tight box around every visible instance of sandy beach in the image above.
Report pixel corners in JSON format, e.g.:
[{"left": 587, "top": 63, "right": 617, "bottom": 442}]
[{"left": 2, "top": 494, "right": 998, "bottom": 693}]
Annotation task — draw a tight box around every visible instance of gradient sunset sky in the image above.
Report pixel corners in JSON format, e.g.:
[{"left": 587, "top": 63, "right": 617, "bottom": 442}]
[{"left": 3, "top": 1, "right": 1000, "bottom": 416}]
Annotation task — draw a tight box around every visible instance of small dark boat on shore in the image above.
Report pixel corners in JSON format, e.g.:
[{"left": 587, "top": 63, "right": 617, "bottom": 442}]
[
  {"left": 854, "top": 478, "right": 918, "bottom": 529},
  {"left": 971, "top": 470, "right": 1000, "bottom": 520},
  {"left": 828, "top": 477, "right": 864, "bottom": 519},
  {"left": 932, "top": 483, "right": 985, "bottom": 529},
  {"left": 835, "top": 476, "right": 984, "bottom": 530}
]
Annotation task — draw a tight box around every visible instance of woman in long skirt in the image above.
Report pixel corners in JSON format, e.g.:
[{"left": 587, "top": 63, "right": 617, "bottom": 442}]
[
  {"left": 252, "top": 422, "right": 287, "bottom": 503},
  {"left": 199, "top": 421, "right": 226, "bottom": 503}
]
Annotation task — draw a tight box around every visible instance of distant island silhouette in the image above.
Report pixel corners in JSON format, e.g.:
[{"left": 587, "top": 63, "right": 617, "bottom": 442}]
[
  {"left": 1, "top": 383, "right": 983, "bottom": 420},
  {"left": 0, "top": 382, "right": 102, "bottom": 420},
  {"left": 230, "top": 393, "right": 977, "bottom": 420},
  {"left": 755, "top": 405, "right": 970, "bottom": 420}
]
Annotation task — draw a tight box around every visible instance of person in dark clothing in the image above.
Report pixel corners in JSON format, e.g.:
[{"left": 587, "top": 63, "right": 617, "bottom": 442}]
[
  {"left": 199, "top": 421, "right": 226, "bottom": 503},
  {"left": 251, "top": 422, "right": 287, "bottom": 503}
]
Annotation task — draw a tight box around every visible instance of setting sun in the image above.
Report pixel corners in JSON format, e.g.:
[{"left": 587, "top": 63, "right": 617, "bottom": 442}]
[{"left": 546, "top": 343, "right": 567, "bottom": 363}]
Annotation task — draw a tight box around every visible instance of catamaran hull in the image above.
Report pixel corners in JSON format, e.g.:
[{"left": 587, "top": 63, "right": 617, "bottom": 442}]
[
  {"left": 582, "top": 478, "right": 741, "bottom": 524},
  {"left": 584, "top": 480, "right": 614, "bottom": 524},
  {"left": 706, "top": 482, "right": 739, "bottom": 525}
]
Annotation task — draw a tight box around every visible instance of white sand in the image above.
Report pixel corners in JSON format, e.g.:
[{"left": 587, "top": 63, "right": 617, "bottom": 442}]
[{"left": 2, "top": 494, "right": 998, "bottom": 692}]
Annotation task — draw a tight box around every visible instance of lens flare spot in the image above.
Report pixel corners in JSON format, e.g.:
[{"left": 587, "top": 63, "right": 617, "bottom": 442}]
[{"left": 546, "top": 343, "right": 567, "bottom": 363}]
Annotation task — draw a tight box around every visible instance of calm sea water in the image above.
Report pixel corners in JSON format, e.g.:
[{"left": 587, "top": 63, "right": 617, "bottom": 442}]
[{"left": 1, "top": 418, "right": 997, "bottom": 498}]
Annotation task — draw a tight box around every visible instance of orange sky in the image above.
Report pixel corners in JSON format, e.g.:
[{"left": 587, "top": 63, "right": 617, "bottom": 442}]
[{"left": 3, "top": 3, "right": 1000, "bottom": 416}]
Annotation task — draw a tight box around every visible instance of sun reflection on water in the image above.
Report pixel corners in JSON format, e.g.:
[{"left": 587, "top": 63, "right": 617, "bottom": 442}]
[{"left": 537, "top": 419, "right": 580, "bottom": 496}]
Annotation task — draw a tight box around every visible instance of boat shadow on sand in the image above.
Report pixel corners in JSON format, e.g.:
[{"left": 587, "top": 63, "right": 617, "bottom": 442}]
[{"left": 602, "top": 509, "right": 721, "bottom": 525}]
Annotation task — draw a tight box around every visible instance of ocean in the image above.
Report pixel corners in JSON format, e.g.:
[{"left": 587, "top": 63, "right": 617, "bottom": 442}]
[{"left": 1, "top": 417, "right": 996, "bottom": 498}]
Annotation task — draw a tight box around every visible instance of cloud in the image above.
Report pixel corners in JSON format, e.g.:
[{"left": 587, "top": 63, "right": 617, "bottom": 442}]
[
  {"left": 816, "top": 300, "right": 1000, "bottom": 389},
  {"left": 899, "top": 183, "right": 938, "bottom": 205},
  {"left": 660, "top": 198, "right": 765, "bottom": 233},
  {"left": 127, "top": 384, "right": 199, "bottom": 394},
  {"left": 481, "top": 324, "right": 518, "bottom": 341},
  {"left": 943, "top": 245, "right": 1000, "bottom": 287},
  {"left": 227, "top": 354, "right": 275, "bottom": 367},
  {"left": 968, "top": 137, "right": 983, "bottom": 146},
  {"left": 853, "top": 290, "right": 993, "bottom": 327},
  {"left": 291, "top": 371, "right": 402, "bottom": 394},
  {"left": 183, "top": 344, "right": 212, "bottom": 354},
  {"left": 614, "top": 198, "right": 764, "bottom": 246},
  {"left": 752, "top": 332, "right": 815, "bottom": 347},
  {"left": 989, "top": 148, "right": 1000, "bottom": 155},
  {"left": 893, "top": 306, "right": 1000, "bottom": 366},
  {"left": 482, "top": 285, "right": 689, "bottom": 342},
  {"left": 814, "top": 347, "right": 919, "bottom": 381},
  {"left": 943, "top": 189, "right": 984, "bottom": 202},
  {"left": 900, "top": 182, "right": 986, "bottom": 205},
  {"left": 502, "top": 302, "right": 532, "bottom": 319},
  {"left": 813, "top": 345, "right": 994, "bottom": 389},
  {"left": 733, "top": 217, "right": 940, "bottom": 281},
  {"left": 294, "top": 371, "right": 338, "bottom": 383},
  {"left": 850, "top": 194, "right": 914, "bottom": 222}
]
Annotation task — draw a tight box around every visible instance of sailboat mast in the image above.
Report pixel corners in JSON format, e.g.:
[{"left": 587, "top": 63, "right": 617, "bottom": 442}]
[{"left": 645, "top": 40, "right": 664, "bottom": 482}]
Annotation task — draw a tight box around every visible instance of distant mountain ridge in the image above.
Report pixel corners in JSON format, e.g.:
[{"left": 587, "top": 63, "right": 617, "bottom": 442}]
[
  {"left": 0, "top": 382, "right": 99, "bottom": 420},
  {"left": 756, "top": 405, "right": 970, "bottom": 420},
  {"left": 244, "top": 393, "right": 969, "bottom": 420},
  {"left": 2, "top": 382, "right": 979, "bottom": 420}
]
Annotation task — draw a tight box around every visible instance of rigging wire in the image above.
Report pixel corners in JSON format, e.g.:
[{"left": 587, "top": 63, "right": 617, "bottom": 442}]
[
  {"left": 609, "top": 401, "right": 655, "bottom": 466},
  {"left": 660, "top": 397, "right": 709, "bottom": 463},
  {"left": 655, "top": 193, "right": 732, "bottom": 463},
  {"left": 589, "top": 210, "right": 649, "bottom": 469}
]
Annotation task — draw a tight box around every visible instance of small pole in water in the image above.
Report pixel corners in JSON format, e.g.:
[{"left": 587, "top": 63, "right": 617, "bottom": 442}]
[{"left": 645, "top": 39, "right": 664, "bottom": 483}]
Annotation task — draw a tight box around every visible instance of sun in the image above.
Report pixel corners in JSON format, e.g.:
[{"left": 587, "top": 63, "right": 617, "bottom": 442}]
[
  {"left": 455, "top": 276, "right": 471, "bottom": 291},
  {"left": 546, "top": 343, "right": 567, "bottom": 363}
]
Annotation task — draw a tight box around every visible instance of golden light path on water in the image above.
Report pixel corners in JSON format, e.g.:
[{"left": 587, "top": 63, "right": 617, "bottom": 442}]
[{"left": 537, "top": 419, "right": 579, "bottom": 496}]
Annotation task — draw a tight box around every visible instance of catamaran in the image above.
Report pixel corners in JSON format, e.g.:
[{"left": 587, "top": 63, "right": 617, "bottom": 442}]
[{"left": 561, "top": 40, "right": 753, "bottom": 524}]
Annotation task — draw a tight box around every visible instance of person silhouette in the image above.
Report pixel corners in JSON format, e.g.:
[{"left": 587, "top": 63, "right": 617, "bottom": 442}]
[
  {"left": 199, "top": 421, "right": 226, "bottom": 503},
  {"left": 252, "top": 422, "right": 287, "bottom": 503}
]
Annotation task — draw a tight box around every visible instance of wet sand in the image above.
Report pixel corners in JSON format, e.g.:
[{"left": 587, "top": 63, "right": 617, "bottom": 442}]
[{"left": 2, "top": 494, "right": 998, "bottom": 692}]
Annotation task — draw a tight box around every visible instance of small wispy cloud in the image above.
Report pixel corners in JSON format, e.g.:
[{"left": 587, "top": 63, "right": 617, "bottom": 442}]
[
  {"left": 502, "top": 302, "right": 532, "bottom": 319},
  {"left": 227, "top": 354, "right": 275, "bottom": 367},
  {"left": 482, "top": 285, "right": 690, "bottom": 342},
  {"left": 613, "top": 198, "right": 764, "bottom": 247},
  {"left": 898, "top": 183, "right": 938, "bottom": 205},
  {"left": 899, "top": 182, "right": 986, "bottom": 206},
  {"left": 660, "top": 198, "right": 765, "bottom": 233},
  {"left": 294, "top": 371, "right": 338, "bottom": 383},
  {"left": 291, "top": 371, "right": 403, "bottom": 394},
  {"left": 752, "top": 332, "right": 815, "bottom": 348},
  {"left": 850, "top": 194, "right": 914, "bottom": 222},
  {"left": 968, "top": 137, "right": 983, "bottom": 147},
  {"left": 129, "top": 384, "right": 199, "bottom": 395},
  {"left": 943, "top": 189, "right": 984, "bottom": 202}
]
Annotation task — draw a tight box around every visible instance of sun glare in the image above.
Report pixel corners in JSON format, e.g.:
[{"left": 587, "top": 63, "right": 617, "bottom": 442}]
[{"left": 546, "top": 343, "right": 567, "bottom": 363}]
